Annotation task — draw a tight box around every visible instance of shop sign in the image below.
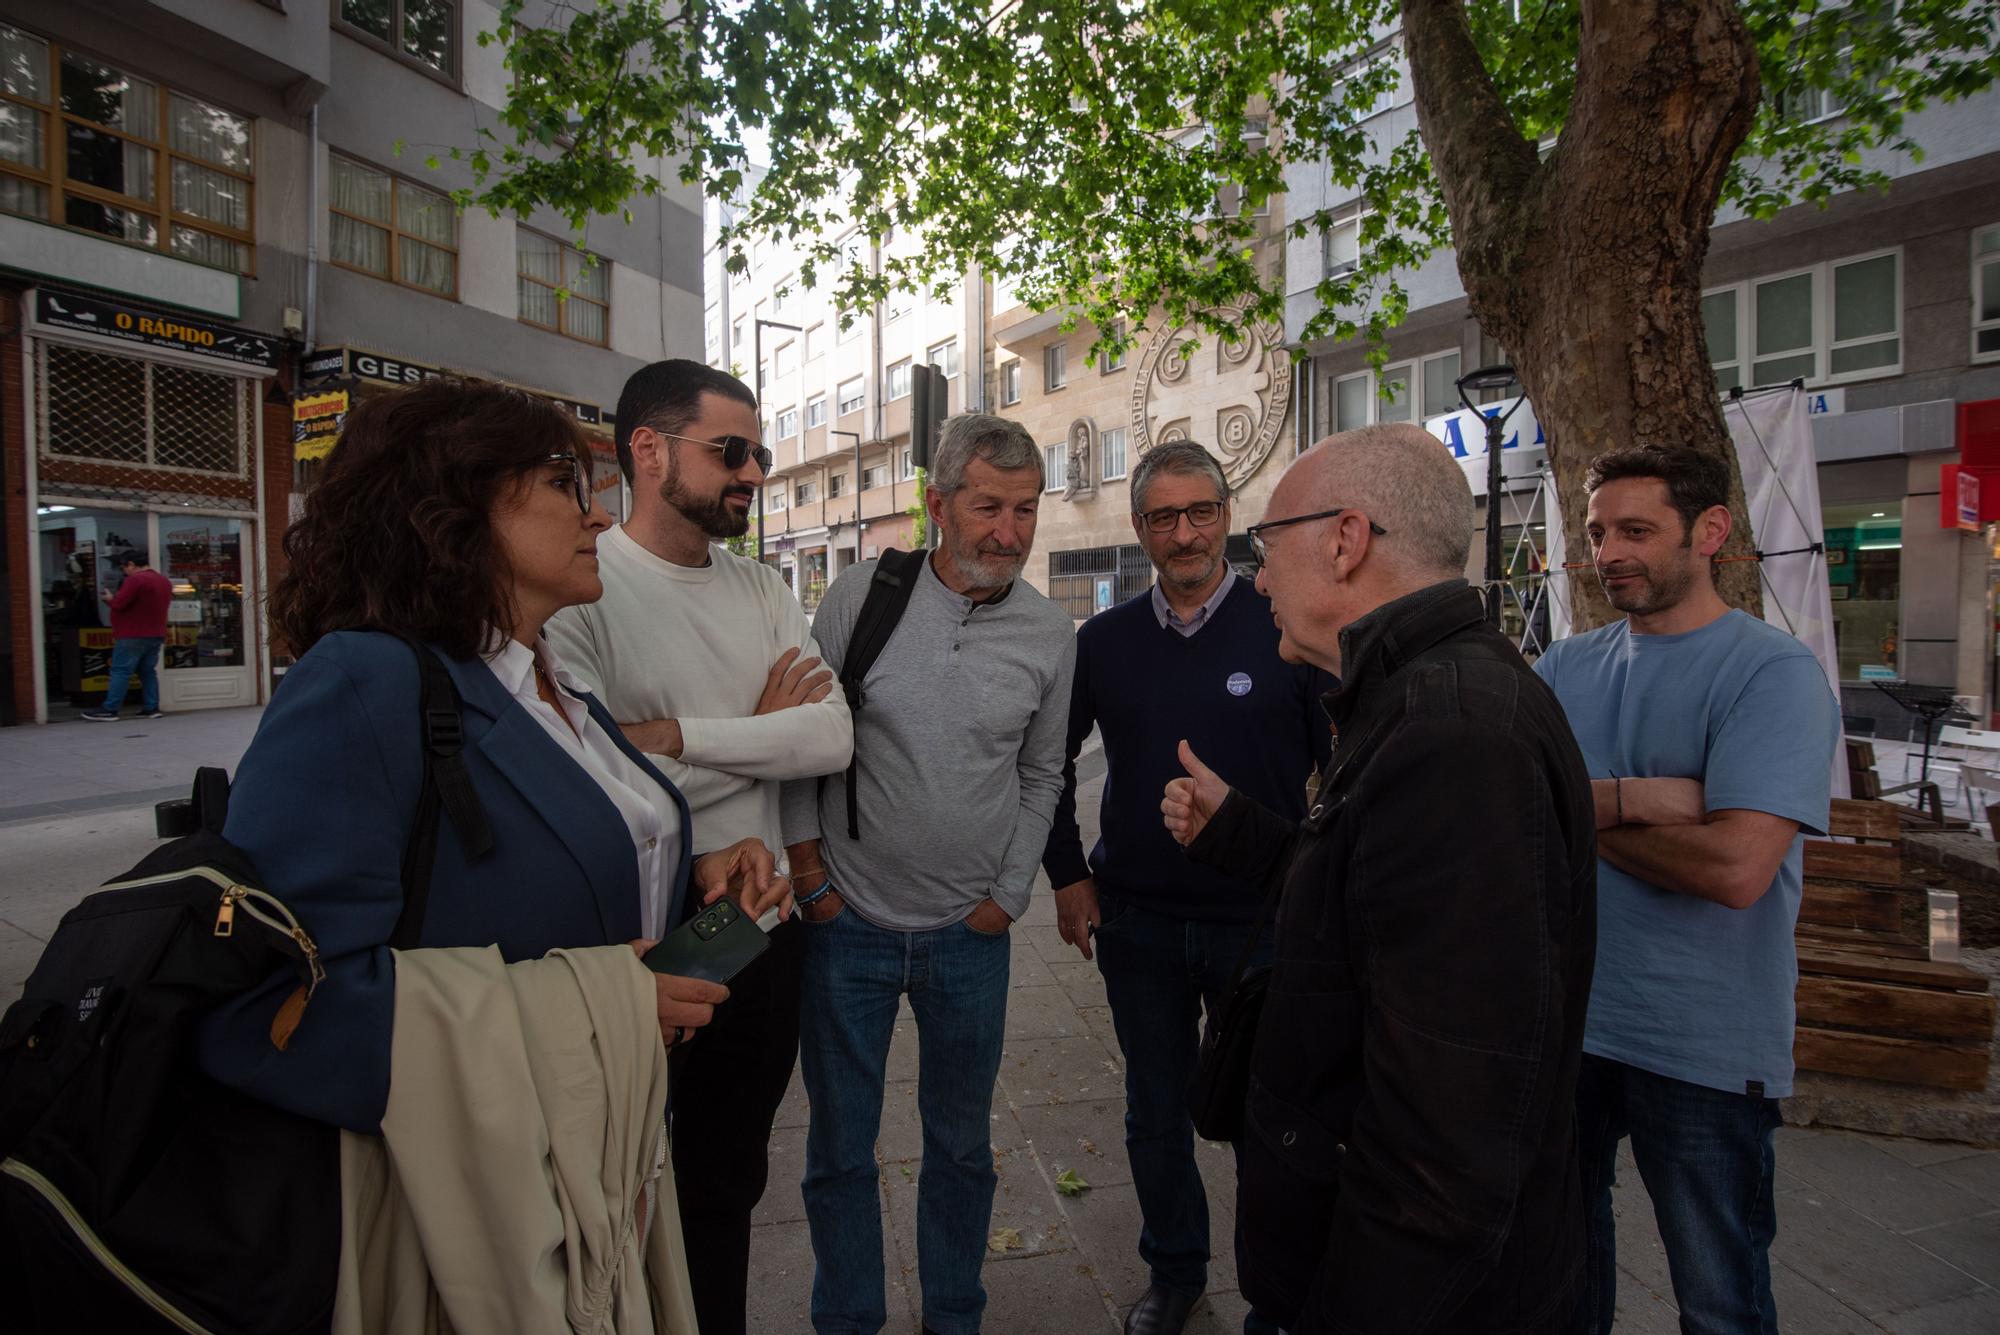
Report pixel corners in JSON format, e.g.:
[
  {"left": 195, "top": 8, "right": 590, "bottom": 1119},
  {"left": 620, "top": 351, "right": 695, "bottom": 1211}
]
[
  {"left": 1959, "top": 469, "right": 1982, "bottom": 532},
  {"left": 1806, "top": 388, "right": 1845, "bottom": 417},
  {"left": 33, "top": 289, "right": 281, "bottom": 371},
  {"left": 300, "top": 347, "right": 348, "bottom": 380},
  {"left": 1425, "top": 395, "right": 1547, "bottom": 497},
  {"left": 301, "top": 345, "right": 611, "bottom": 427},
  {"left": 293, "top": 389, "right": 349, "bottom": 462}
]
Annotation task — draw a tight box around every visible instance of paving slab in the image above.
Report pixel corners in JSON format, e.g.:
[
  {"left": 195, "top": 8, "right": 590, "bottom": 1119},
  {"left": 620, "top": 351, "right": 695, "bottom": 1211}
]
[
  {"left": 1772, "top": 1188, "right": 1985, "bottom": 1318},
  {"left": 1901, "top": 1209, "right": 2000, "bottom": 1286},
  {"left": 1006, "top": 983, "right": 1098, "bottom": 1041},
  {"left": 1927, "top": 1150, "right": 2000, "bottom": 1207},
  {"left": 1012, "top": 1098, "right": 1132, "bottom": 1189},
  {"left": 1778, "top": 1129, "right": 1993, "bottom": 1232},
  {"left": 999, "top": 1035, "right": 1127, "bottom": 1108},
  {"left": 1881, "top": 1287, "right": 2000, "bottom": 1334}
]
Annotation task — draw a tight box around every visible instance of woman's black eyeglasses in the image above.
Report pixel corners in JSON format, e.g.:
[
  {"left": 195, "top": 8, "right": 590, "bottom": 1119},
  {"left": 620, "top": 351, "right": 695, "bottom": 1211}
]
[
  {"left": 541, "top": 451, "right": 592, "bottom": 514},
  {"left": 1137, "top": 501, "right": 1224, "bottom": 533},
  {"left": 1246, "top": 507, "right": 1388, "bottom": 568},
  {"left": 655, "top": 429, "right": 774, "bottom": 474}
]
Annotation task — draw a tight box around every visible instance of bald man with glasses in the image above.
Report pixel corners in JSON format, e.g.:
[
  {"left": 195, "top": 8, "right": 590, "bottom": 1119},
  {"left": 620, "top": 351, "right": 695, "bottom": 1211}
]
[{"left": 1043, "top": 440, "right": 1331, "bottom": 1335}]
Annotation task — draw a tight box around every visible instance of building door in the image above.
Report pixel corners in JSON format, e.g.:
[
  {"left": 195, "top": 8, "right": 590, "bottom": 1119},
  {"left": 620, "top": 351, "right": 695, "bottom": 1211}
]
[{"left": 155, "top": 514, "right": 254, "bottom": 710}]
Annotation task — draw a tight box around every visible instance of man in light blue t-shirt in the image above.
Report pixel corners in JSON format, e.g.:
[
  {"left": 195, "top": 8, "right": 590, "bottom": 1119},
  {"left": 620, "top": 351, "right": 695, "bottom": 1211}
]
[{"left": 1535, "top": 444, "right": 1837, "bottom": 1335}]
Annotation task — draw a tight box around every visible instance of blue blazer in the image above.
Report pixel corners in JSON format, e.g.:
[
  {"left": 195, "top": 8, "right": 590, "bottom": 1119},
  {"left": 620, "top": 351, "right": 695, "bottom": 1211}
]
[{"left": 197, "top": 630, "right": 693, "bottom": 1133}]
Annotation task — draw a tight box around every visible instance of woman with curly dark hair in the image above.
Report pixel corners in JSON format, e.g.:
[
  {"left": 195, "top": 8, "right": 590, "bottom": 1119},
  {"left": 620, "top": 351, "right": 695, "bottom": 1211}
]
[{"left": 195, "top": 378, "right": 781, "bottom": 1325}]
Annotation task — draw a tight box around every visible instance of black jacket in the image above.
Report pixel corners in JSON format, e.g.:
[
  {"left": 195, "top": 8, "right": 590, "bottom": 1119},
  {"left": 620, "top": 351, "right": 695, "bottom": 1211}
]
[{"left": 1189, "top": 581, "right": 1596, "bottom": 1334}]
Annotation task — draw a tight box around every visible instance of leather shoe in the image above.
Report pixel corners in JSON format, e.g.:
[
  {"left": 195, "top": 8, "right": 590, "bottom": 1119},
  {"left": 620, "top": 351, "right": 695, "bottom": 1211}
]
[{"left": 1124, "top": 1284, "right": 1202, "bottom": 1335}]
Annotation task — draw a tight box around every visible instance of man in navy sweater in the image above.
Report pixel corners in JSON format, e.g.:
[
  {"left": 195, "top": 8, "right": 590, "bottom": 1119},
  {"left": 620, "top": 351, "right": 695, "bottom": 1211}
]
[{"left": 1043, "top": 441, "right": 1332, "bottom": 1335}]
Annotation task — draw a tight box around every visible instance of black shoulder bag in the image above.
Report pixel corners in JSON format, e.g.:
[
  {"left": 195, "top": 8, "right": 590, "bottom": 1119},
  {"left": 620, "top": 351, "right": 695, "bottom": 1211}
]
[{"left": 824, "top": 547, "right": 925, "bottom": 840}]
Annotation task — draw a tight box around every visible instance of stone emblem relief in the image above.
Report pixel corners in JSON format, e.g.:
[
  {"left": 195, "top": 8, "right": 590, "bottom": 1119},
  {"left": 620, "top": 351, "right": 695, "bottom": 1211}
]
[
  {"left": 1063, "top": 417, "right": 1097, "bottom": 501},
  {"left": 1129, "top": 302, "right": 1293, "bottom": 491}
]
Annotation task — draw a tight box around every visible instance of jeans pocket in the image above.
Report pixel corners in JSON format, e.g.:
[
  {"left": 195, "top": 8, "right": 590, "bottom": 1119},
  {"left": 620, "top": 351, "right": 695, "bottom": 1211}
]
[{"left": 962, "top": 915, "right": 1010, "bottom": 939}]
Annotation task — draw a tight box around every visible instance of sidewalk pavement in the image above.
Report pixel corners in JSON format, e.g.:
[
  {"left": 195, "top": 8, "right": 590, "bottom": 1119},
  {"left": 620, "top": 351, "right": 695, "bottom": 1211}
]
[{"left": 0, "top": 709, "right": 1996, "bottom": 1330}]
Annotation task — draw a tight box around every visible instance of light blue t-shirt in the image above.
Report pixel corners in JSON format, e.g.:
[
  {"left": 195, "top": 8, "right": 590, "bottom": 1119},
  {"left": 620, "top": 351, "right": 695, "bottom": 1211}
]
[{"left": 1535, "top": 610, "right": 1838, "bottom": 1097}]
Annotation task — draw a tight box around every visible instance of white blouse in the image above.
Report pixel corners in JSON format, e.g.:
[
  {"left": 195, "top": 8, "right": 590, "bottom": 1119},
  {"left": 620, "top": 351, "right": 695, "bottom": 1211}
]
[{"left": 484, "top": 636, "right": 684, "bottom": 941}]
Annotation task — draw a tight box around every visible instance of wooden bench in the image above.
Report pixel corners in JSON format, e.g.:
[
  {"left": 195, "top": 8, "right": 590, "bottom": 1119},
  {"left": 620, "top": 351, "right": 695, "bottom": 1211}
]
[{"left": 1794, "top": 799, "right": 1995, "bottom": 1091}]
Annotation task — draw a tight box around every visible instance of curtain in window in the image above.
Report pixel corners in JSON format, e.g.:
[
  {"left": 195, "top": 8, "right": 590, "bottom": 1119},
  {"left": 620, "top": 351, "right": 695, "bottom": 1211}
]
[
  {"left": 518, "top": 229, "right": 560, "bottom": 325},
  {"left": 396, "top": 180, "right": 455, "bottom": 294},
  {"left": 566, "top": 299, "right": 606, "bottom": 343},
  {"left": 330, "top": 156, "right": 390, "bottom": 274},
  {"left": 169, "top": 95, "right": 250, "bottom": 172}
]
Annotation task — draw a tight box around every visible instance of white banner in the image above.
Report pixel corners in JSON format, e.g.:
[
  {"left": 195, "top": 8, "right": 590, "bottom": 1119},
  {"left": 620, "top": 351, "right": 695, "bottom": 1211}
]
[
  {"left": 1425, "top": 396, "right": 1546, "bottom": 497},
  {"left": 1725, "top": 385, "right": 1849, "bottom": 800}
]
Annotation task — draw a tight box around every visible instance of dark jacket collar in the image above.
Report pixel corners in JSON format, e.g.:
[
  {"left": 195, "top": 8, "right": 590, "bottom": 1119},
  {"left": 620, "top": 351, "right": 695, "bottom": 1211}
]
[{"left": 1323, "top": 579, "right": 1488, "bottom": 729}]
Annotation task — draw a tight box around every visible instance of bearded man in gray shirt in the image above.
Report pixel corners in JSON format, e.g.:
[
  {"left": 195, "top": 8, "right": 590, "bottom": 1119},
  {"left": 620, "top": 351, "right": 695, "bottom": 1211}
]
[{"left": 784, "top": 413, "right": 1075, "bottom": 1335}]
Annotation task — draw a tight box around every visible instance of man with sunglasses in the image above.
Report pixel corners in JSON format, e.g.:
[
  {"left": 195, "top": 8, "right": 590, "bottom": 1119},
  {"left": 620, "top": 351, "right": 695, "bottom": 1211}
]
[
  {"left": 1160, "top": 423, "right": 1596, "bottom": 1334},
  {"left": 1041, "top": 440, "right": 1330, "bottom": 1335},
  {"left": 546, "top": 359, "right": 853, "bottom": 1335}
]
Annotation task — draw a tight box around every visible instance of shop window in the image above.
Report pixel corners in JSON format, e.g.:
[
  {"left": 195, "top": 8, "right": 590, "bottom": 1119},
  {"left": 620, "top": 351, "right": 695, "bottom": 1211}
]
[
  {"left": 0, "top": 24, "right": 256, "bottom": 273},
  {"left": 1822, "top": 500, "right": 1902, "bottom": 682},
  {"left": 518, "top": 228, "right": 608, "bottom": 343},
  {"left": 338, "top": 1, "right": 459, "bottom": 79},
  {"left": 41, "top": 341, "right": 247, "bottom": 478},
  {"left": 331, "top": 153, "right": 456, "bottom": 297}
]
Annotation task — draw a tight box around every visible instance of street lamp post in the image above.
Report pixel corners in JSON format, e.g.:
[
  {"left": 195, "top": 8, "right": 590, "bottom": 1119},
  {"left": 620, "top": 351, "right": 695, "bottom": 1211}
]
[
  {"left": 829, "top": 429, "right": 864, "bottom": 567},
  {"left": 1454, "top": 364, "right": 1524, "bottom": 628},
  {"left": 752, "top": 317, "right": 803, "bottom": 565}
]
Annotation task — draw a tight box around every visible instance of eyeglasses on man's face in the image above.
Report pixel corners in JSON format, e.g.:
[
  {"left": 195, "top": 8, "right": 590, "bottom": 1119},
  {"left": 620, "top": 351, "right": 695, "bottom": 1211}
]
[
  {"left": 540, "top": 451, "right": 592, "bottom": 514},
  {"left": 654, "top": 429, "right": 773, "bottom": 474},
  {"left": 1136, "top": 501, "right": 1224, "bottom": 533},
  {"left": 1245, "top": 507, "right": 1388, "bottom": 569}
]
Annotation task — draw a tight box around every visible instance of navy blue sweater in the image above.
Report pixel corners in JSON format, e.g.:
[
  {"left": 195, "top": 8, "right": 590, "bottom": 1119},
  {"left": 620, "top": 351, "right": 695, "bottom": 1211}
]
[{"left": 1043, "top": 578, "right": 1334, "bottom": 921}]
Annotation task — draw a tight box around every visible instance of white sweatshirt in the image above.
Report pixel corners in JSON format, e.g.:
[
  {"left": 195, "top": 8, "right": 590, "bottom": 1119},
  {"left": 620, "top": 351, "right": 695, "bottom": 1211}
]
[{"left": 546, "top": 524, "right": 852, "bottom": 858}]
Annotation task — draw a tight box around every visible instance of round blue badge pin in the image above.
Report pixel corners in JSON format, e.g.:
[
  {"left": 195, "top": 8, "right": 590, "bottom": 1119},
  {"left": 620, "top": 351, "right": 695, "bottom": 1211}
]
[{"left": 1226, "top": 672, "right": 1252, "bottom": 696}]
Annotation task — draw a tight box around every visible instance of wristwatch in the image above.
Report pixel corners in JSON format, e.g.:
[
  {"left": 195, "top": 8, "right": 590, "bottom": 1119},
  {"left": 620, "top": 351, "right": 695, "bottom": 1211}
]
[{"left": 794, "top": 878, "right": 837, "bottom": 909}]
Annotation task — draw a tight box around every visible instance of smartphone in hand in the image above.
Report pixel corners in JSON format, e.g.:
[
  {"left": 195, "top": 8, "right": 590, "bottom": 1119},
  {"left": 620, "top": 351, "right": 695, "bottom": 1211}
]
[{"left": 641, "top": 898, "right": 770, "bottom": 986}]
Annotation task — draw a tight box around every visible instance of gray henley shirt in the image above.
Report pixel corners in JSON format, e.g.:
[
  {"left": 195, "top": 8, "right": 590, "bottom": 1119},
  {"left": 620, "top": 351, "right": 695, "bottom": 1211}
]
[{"left": 781, "top": 553, "right": 1076, "bottom": 929}]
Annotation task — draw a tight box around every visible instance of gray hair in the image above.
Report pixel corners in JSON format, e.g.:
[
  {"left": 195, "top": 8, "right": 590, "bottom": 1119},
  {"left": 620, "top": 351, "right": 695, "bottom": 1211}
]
[
  {"left": 1305, "top": 423, "right": 1473, "bottom": 576},
  {"left": 1129, "top": 440, "right": 1229, "bottom": 515},
  {"left": 930, "top": 412, "right": 1043, "bottom": 495}
]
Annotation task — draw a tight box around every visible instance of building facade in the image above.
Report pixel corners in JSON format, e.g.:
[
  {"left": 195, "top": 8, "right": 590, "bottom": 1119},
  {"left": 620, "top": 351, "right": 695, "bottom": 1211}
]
[
  {"left": 1, "top": 0, "right": 702, "bottom": 724},
  {"left": 1284, "top": 31, "right": 2000, "bottom": 726}
]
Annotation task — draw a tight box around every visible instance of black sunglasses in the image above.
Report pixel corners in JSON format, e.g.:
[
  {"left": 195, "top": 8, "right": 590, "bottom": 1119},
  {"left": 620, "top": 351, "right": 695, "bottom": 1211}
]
[
  {"left": 1136, "top": 501, "right": 1225, "bottom": 533},
  {"left": 656, "top": 429, "right": 774, "bottom": 474},
  {"left": 540, "top": 451, "right": 592, "bottom": 514},
  {"left": 1245, "top": 507, "right": 1388, "bottom": 568}
]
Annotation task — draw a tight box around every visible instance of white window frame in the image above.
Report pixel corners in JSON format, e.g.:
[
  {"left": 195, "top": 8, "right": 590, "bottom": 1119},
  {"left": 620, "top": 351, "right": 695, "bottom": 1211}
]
[
  {"left": 1101, "top": 322, "right": 1127, "bottom": 373},
  {"left": 1043, "top": 442, "right": 1067, "bottom": 492},
  {"left": 804, "top": 324, "right": 823, "bottom": 362},
  {"left": 1328, "top": 352, "right": 1454, "bottom": 428},
  {"left": 837, "top": 376, "right": 865, "bottom": 416},
  {"left": 796, "top": 478, "right": 817, "bottom": 504},
  {"left": 1332, "top": 370, "right": 1372, "bottom": 432},
  {"left": 887, "top": 358, "right": 912, "bottom": 400},
  {"left": 1976, "top": 223, "right": 2000, "bottom": 365},
  {"left": 1704, "top": 246, "right": 1904, "bottom": 390},
  {"left": 900, "top": 446, "right": 916, "bottom": 480},
  {"left": 1045, "top": 342, "right": 1067, "bottom": 392},
  {"left": 773, "top": 341, "right": 797, "bottom": 378},
  {"left": 1418, "top": 349, "right": 1462, "bottom": 420},
  {"left": 806, "top": 394, "right": 828, "bottom": 428},
  {"left": 1323, "top": 205, "right": 1370, "bottom": 279},
  {"left": 1001, "top": 359, "right": 1022, "bottom": 405},
  {"left": 1100, "top": 426, "right": 1127, "bottom": 481},
  {"left": 862, "top": 461, "right": 889, "bottom": 489},
  {"left": 927, "top": 339, "right": 959, "bottom": 379},
  {"left": 1701, "top": 283, "right": 1743, "bottom": 393},
  {"left": 769, "top": 485, "right": 787, "bottom": 511},
  {"left": 732, "top": 317, "right": 745, "bottom": 350},
  {"left": 827, "top": 470, "right": 846, "bottom": 499},
  {"left": 776, "top": 407, "right": 799, "bottom": 439}
]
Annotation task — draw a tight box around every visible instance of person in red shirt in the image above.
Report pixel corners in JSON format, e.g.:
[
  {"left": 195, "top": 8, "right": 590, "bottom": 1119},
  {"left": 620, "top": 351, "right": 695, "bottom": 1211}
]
[{"left": 81, "top": 549, "right": 173, "bottom": 721}]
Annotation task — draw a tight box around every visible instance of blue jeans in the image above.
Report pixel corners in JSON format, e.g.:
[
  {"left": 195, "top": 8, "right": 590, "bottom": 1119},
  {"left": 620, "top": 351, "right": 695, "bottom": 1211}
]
[
  {"left": 102, "top": 636, "right": 164, "bottom": 713},
  {"left": 1573, "top": 1053, "right": 1781, "bottom": 1335},
  {"left": 1095, "top": 891, "right": 1279, "bottom": 1335},
  {"left": 799, "top": 900, "right": 1011, "bottom": 1335}
]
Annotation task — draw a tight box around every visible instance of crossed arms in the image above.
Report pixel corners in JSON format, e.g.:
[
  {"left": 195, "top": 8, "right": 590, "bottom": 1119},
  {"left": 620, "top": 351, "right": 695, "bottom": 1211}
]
[{"left": 1594, "top": 777, "right": 1799, "bottom": 909}]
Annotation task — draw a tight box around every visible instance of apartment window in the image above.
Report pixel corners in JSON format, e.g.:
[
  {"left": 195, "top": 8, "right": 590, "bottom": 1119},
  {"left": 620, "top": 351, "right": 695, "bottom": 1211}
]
[
  {"left": 773, "top": 274, "right": 795, "bottom": 318},
  {"left": 732, "top": 316, "right": 745, "bottom": 350},
  {"left": 1001, "top": 360, "right": 1022, "bottom": 405},
  {"left": 1334, "top": 372, "right": 1371, "bottom": 431},
  {"left": 752, "top": 238, "right": 768, "bottom": 268},
  {"left": 774, "top": 341, "right": 798, "bottom": 378},
  {"left": 1045, "top": 343, "right": 1067, "bottom": 392},
  {"left": 839, "top": 314, "right": 865, "bottom": 344},
  {"left": 806, "top": 395, "right": 828, "bottom": 428},
  {"left": 928, "top": 339, "right": 959, "bottom": 379},
  {"left": 887, "top": 358, "right": 912, "bottom": 400},
  {"left": 804, "top": 324, "right": 823, "bottom": 361},
  {"left": 827, "top": 471, "right": 846, "bottom": 499},
  {"left": 704, "top": 305, "right": 721, "bottom": 360},
  {"left": 1976, "top": 224, "right": 2000, "bottom": 363},
  {"left": 1420, "top": 350, "right": 1462, "bottom": 419},
  {"left": 776, "top": 407, "right": 799, "bottom": 438},
  {"left": 1101, "top": 322, "right": 1126, "bottom": 373},
  {"left": 863, "top": 462, "right": 889, "bottom": 489},
  {"left": 886, "top": 291, "right": 912, "bottom": 323},
  {"left": 900, "top": 446, "right": 916, "bottom": 480},
  {"left": 518, "top": 228, "right": 608, "bottom": 343},
  {"left": 1324, "top": 206, "right": 1367, "bottom": 278},
  {"left": 0, "top": 26, "right": 258, "bottom": 274},
  {"left": 330, "top": 154, "right": 455, "bottom": 296},
  {"left": 1101, "top": 427, "right": 1127, "bottom": 481},
  {"left": 1043, "top": 443, "right": 1067, "bottom": 492},
  {"left": 796, "top": 479, "right": 817, "bottom": 504},
  {"left": 837, "top": 376, "right": 865, "bottom": 416},
  {"left": 770, "top": 485, "right": 787, "bottom": 510},
  {"left": 757, "top": 361, "right": 767, "bottom": 393},
  {"left": 337, "top": 0, "right": 458, "bottom": 79},
  {"left": 1707, "top": 249, "right": 1902, "bottom": 388}
]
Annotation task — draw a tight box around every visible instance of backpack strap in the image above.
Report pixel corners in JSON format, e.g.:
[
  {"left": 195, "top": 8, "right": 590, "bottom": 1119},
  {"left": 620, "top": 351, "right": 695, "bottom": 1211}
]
[
  {"left": 388, "top": 636, "right": 494, "bottom": 950},
  {"left": 830, "top": 548, "right": 925, "bottom": 840}
]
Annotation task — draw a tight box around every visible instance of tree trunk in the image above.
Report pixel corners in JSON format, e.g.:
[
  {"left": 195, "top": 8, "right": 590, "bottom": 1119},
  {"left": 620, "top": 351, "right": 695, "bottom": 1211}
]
[{"left": 1401, "top": 0, "right": 1765, "bottom": 629}]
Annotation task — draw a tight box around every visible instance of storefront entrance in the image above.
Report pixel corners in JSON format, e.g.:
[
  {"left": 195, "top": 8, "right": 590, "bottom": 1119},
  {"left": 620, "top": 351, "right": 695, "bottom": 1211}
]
[{"left": 35, "top": 504, "right": 255, "bottom": 718}]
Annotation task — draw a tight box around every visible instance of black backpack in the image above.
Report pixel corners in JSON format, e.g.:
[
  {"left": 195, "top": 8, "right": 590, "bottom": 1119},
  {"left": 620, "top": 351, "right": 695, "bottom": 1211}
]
[
  {"left": 825, "top": 547, "right": 925, "bottom": 840},
  {"left": 0, "top": 637, "right": 491, "bottom": 1335}
]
